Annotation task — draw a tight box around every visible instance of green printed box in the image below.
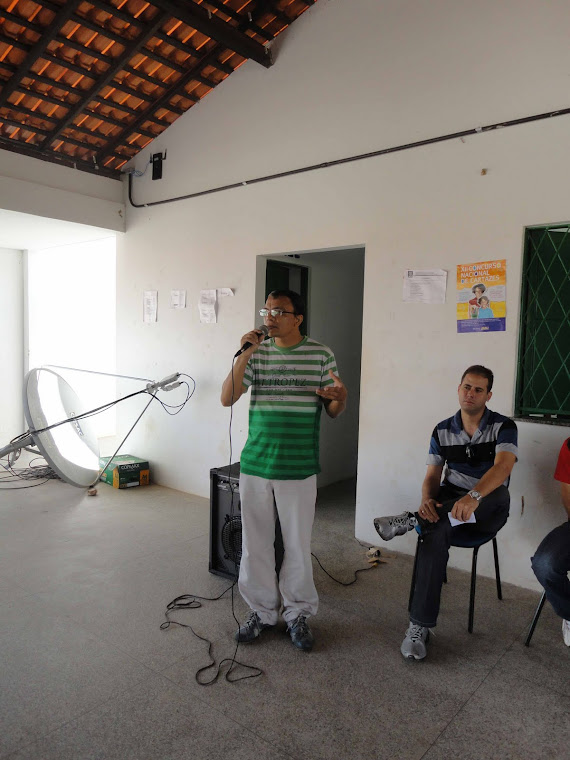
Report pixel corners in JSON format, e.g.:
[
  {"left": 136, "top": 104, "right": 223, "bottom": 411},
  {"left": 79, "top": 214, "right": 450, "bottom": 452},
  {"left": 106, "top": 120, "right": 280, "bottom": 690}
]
[{"left": 99, "top": 455, "right": 150, "bottom": 489}]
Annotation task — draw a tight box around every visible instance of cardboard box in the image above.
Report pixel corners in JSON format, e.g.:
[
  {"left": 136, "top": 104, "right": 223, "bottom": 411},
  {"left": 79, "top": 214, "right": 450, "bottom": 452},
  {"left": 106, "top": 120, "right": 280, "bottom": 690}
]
[{"left": 99, "top": 455, "right": 150, "bottom": 489}]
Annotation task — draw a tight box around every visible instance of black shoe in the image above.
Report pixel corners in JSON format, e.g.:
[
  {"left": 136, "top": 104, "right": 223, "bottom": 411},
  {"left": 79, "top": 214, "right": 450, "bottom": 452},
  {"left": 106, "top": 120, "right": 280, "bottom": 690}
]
[
  {"left": 287, "top": 615, "right": 314, "bottom": 651},
  {"left": 234, "top": 611, "right": 275, "bottom": 643}
]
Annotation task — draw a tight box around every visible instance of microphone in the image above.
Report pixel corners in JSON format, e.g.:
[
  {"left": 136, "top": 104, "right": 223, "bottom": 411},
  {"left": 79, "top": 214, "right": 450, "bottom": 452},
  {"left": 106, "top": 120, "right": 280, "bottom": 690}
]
[
  {"left": 234, "top": 325, "right": 269, "bottom": 358},
  {"left": 145, "top": 372, "right": 181, "bottom": 393}
]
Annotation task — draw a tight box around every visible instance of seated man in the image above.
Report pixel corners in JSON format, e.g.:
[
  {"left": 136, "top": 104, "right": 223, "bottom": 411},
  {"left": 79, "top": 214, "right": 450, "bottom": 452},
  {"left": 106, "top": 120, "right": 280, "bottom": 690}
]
[
  {"left": 374, "top": 365, "right": 518, "bottom": 660},
  {"left": 531, "top": 438, "right": 570, "bottom": 646}
]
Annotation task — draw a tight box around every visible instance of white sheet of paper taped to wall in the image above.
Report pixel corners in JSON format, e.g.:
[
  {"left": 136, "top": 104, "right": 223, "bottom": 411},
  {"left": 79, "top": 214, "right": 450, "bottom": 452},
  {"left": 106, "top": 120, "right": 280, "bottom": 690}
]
[
  {"left": 217, "top": 288, "right": 234, "bottom": 297},
  {"left": 170, "top": 290, "right": 186, "bottom": 309},
  {"left": 199, "top": 289, "right": 217, "bottom": 323},
  {"left": 143, "top": 290, "right": 158, "bottom": 323},
  {"left": 402, "top": 269, "right": 447, "bottom": 304}
]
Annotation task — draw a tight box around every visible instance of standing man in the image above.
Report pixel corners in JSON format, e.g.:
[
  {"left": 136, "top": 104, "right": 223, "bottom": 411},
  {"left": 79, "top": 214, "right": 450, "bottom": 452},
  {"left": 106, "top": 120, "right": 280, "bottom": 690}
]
[
  {"left": 221, "top": 289, "right": 347, "bottom": 651},
  {"left": 531, "top": 438, "right": 570, "bottom": 646},
  {"left": 374, "top": 365, "right": 518, "bottom": 660}
]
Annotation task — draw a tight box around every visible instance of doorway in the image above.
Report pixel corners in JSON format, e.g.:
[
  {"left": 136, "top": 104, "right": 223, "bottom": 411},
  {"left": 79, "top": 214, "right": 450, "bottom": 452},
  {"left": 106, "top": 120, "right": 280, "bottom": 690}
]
[{"left": 256, "top": 247, "right": 365, "bottom": 491}]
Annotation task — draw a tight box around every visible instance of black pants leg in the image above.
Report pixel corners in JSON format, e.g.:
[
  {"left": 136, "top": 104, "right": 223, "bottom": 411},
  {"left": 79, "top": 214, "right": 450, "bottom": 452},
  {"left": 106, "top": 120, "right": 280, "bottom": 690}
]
[{"left": 409, "top": 484, "right": 510, "bottom": 628}]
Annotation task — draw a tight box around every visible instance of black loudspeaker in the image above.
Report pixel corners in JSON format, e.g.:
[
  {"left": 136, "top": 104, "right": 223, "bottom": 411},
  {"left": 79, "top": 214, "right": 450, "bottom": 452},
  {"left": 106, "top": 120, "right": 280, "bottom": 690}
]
[{"left": 209, "top": 463, "right": 284, "bottom": 581}]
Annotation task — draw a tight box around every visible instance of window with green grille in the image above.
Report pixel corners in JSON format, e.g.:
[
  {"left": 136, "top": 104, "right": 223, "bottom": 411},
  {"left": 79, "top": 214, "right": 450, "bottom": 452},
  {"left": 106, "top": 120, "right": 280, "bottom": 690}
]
[{"left": 516, "top": 225, "right": 570, "bottom": 420}]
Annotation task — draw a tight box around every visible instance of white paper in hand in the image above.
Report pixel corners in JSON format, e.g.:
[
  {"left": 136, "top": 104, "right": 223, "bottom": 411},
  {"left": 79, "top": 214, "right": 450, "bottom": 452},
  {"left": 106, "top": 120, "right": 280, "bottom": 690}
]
[{"left": 448, "top": 513, "right": 477, "bottom": 527}]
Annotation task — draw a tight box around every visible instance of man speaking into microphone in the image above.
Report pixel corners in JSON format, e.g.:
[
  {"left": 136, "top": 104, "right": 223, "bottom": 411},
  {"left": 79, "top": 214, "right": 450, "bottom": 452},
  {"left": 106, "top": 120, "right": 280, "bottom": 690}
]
[{"left": 221, "top": 289, "right": 347, "bottom": 651}]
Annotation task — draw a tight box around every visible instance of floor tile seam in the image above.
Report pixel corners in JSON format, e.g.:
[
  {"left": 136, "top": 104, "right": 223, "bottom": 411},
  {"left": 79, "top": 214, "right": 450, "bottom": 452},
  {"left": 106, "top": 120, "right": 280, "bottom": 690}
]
[
  {"left": 5, "top": 603, "right": 175, "bottom": 677},
  {"left": 12, "top": 533, "right": 213, "bottom": 594},
  {"left": 494, "top": 658, "right": 570, "bottom": 700},
  {"left": 0, "top": 667, "right": 161, "bottom": 760},
  {"left": 155, "top": 667, "right": 300, "bottom": 760},
  {"left": 416, "top": 644, "right": 512, "bottom": 760},
  {"left": 50, "top": 609, "right": 212, "bottom": 669}
]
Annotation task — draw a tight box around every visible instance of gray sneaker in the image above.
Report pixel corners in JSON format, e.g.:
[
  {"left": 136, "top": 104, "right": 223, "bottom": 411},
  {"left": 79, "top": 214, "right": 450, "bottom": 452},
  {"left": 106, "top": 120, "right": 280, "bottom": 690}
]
[
  {"left": 287, "top": 614, "right": 314, "bottom": 652},
  {"left": 400, "top": 623, "right": 430, "bottom": 660},
  {"left": 374, "top": 511, "right": 418, "bottom": 541},
  {"left": 234, "top": 611, "right": 275, "bottom": 643}
]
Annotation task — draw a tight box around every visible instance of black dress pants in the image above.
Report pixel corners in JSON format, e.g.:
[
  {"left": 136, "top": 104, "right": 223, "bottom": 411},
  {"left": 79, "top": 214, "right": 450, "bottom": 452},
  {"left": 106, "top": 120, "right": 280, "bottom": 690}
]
[{"left": 409, "top": 483, "right": 510, "bottom": 628}]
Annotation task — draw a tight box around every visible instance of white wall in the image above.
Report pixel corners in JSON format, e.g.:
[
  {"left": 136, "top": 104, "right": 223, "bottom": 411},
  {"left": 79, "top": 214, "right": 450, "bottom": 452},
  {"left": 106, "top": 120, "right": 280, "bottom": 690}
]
[
  {"left": 0, "top": 151, "right": 125, "bottom": 232},
  {"left": 119, "top": 0, "right": 570, "bottom": 590},
  {"left": 0, "top": 248, "right": 24, "bottom": 440}
]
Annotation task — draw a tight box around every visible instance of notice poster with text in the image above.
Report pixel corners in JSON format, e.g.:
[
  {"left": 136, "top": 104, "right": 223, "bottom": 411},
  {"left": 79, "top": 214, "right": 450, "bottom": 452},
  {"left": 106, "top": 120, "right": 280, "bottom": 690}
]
[{"left": 456, "top": 259, "right": 506, "bottom": 333}]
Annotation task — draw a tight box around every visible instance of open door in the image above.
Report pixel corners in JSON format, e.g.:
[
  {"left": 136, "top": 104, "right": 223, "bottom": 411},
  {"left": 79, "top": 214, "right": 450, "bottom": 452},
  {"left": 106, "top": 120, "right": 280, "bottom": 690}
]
[{"left": 265, "top": 259, "right": 309, "bottom": 335}]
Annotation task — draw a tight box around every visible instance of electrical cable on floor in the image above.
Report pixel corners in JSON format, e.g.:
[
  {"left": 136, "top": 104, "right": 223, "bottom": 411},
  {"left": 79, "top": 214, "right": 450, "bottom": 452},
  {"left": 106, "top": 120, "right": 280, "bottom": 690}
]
[
  {"left": 0, "top": 455, "right": 59, "bottom": 490},
  {"left": 160, "top": 357, "right": 385, "bottom": 682},
  {"left": 311, "top": 550, "right": 379, "bottom": 586},
  {"left": 160, "top": 356, "right": 265, "bottom": 685}
]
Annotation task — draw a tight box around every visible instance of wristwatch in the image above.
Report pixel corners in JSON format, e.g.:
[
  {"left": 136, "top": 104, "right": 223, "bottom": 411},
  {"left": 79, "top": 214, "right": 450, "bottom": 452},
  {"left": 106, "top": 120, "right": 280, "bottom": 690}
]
[{"left": 467, "top": 490, "right": 482, "bottom": 502}]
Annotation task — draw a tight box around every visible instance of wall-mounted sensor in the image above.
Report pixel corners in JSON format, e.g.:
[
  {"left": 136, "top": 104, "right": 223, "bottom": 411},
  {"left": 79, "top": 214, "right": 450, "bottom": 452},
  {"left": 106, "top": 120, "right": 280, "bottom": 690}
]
[{"left": 151, "top": 150, "right": 167, "bottom": 180}]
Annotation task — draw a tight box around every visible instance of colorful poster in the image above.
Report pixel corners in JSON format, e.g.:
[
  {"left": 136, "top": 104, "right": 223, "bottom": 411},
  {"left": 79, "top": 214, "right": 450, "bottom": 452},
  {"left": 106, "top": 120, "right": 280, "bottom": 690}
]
[{"left": 456, "top": 259, "right": 506, "bottom": 333}]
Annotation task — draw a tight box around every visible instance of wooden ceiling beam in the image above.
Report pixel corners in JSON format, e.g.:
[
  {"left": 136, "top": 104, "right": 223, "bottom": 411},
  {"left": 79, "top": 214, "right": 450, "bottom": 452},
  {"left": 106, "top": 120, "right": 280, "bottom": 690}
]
[
  {"left": 256, "top": 0, "right": 291, "bottom": 27},
  {"left": 19, "top": 72, "right": 80, "bottom": 95},
  {"left": 150, "top": 0, "right": 272, "bottom": 68},
  {"left": 0, "top": 102, "right": 58, "bottom": 124},
  {"left": 51, "top": 35, "right": 116, "bottom": 66},
  {"left": 119, "top": 67, "right": 191, "bottom": 111},
  {"left": 0, "top": 8, "right": 43, "bottom": 34},
  {"left": 70, "top": 13, "right": 134, "bottom": 45},
  {"left": 153, "top": 30, "right": 235, "bottom": 75},
  {"left": 90, "top": 94, "right": 142, "bottom": 117},
  {"left": 0, "top": 132, "right": 120, "bottom": 177},
  {"left": 0, "top": 31, "right": 31, "bottom": 53},
  {"left": 140, "top": 45, "right": 187, "bottom": 74},
  {"left": 13, "top": 85, "right": 73, "bottom": 109},
  {"left": 0, "top": 0, "right": 83, "bottom": 109},
  {"left": 83, "top": 0, "right": 145, "bottom": 28},
  {"left": 43, "top": 11, "right": 172, "bottom": 148},
  {"left": 83, "top": 107, "right": 157, "bottom": 137},
  {"left": 0, "top": 114, "right": 51, "bottom": 136},
  {"left": 109, "top": 79, "right": 153, "bottom": 103},
  {"left": 96, "top": 45, "right": 224, "bottom": 161},
  {"left": 141, "top": 46, "right": 218, "bottom": 89},
  {"left": 202, "top": 0, "right": 274, "bottom": 41},
  {"left": 39, "top": 51, "right": 100, "bottom": 80}
]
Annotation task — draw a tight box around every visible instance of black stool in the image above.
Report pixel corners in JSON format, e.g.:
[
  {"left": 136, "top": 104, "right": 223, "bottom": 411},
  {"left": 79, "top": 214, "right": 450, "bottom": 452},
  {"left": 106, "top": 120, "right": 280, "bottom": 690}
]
[
  {"left": 524, "top": 590, "right": 547, "bottom": 647},
  {"left": 408, "top": 529, "right": 502, "bottom": 633}
]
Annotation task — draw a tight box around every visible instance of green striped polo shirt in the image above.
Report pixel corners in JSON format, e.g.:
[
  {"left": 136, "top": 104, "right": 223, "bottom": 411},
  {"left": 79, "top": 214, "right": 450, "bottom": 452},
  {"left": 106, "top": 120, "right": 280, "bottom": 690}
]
[{"left": 240, "top": 336, "right": 338, "bottom": 480}]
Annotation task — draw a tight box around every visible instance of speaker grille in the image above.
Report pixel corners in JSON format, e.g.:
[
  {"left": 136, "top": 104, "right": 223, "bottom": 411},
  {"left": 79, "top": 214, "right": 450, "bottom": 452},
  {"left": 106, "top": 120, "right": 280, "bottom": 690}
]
[{"left": 221, "top": 514, "right": 242, "bottom": 565}]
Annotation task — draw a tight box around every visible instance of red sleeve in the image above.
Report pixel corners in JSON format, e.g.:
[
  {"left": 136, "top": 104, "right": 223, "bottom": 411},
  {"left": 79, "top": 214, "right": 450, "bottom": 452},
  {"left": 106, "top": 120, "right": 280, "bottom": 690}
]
[{"left": 554, "top": 438, "right": 570, "bottom": 483}]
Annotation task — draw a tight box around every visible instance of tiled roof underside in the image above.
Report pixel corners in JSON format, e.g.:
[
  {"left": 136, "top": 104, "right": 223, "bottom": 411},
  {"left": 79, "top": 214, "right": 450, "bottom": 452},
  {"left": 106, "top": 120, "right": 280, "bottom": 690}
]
[{"left": 0, "top": 0, "right": 314, "bottom": 178}]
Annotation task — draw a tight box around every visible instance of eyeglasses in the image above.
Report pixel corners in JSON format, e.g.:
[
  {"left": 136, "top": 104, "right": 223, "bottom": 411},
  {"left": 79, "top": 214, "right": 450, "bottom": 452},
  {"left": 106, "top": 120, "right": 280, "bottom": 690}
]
[{"left": 259, "top": 308, "right": 296, "bottom": 318}]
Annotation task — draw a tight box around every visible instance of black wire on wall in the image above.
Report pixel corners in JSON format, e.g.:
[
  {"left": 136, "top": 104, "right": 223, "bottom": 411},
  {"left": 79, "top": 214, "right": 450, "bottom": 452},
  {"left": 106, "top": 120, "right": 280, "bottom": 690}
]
[{"left": 127, "top": 106, "right": 570, "bottom": 208}]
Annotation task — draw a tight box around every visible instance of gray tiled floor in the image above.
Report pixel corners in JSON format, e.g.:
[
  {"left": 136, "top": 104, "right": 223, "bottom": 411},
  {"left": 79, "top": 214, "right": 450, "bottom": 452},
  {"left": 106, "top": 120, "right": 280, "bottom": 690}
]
[{"left": 0, "top": 477, "right": 568, "bottom": 759}]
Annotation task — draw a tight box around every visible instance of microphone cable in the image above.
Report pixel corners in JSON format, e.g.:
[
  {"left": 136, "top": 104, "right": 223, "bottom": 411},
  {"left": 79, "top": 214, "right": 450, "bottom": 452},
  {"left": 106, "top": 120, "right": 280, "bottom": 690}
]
[{"left": 160, "top": 355, "right": 263, "bottom": 685}]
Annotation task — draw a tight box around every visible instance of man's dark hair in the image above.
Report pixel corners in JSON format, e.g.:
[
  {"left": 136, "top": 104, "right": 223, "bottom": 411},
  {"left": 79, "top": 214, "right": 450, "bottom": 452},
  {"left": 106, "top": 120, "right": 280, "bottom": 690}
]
[
  {"left": 267, "top": 289, "right": 305, "bottom": 317},
  {"left": 461, "top": 365, "right": 494, "bottom": 392}
]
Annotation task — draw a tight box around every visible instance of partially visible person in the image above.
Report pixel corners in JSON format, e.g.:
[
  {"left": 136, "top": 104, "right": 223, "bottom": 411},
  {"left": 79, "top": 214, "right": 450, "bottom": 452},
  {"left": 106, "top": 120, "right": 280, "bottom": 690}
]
[
  {"left": 477, "top": 296, "right": 494, "bottom": 318},
  {"left": 374, "top": 365, "right": 518, "bottom": 660},
  {"left": 531, "top": 438, "right": 570, "bottom": 646}
]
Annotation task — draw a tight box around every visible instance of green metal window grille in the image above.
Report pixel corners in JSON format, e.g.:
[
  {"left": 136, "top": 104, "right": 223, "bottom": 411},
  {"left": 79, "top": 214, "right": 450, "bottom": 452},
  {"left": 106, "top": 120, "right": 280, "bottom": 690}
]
[{"left": 516, "top": 225, "right": 570, "bottom": 419}]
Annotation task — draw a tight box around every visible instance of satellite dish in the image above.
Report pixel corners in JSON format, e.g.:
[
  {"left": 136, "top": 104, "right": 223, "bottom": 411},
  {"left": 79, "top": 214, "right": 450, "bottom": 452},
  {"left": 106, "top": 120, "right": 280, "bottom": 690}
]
[
  {"left": 23, "top": 368, "right": 100, "bottom": 487},
  {"left": 0, "top": 367, "right": 184, "bottom": 489}
]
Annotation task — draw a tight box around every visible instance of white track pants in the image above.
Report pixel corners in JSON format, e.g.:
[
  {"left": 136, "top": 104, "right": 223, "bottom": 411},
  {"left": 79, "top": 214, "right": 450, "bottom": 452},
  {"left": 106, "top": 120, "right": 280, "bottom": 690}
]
[{"left": 238, "top": 473, "right": 318, "bottom": 625}]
